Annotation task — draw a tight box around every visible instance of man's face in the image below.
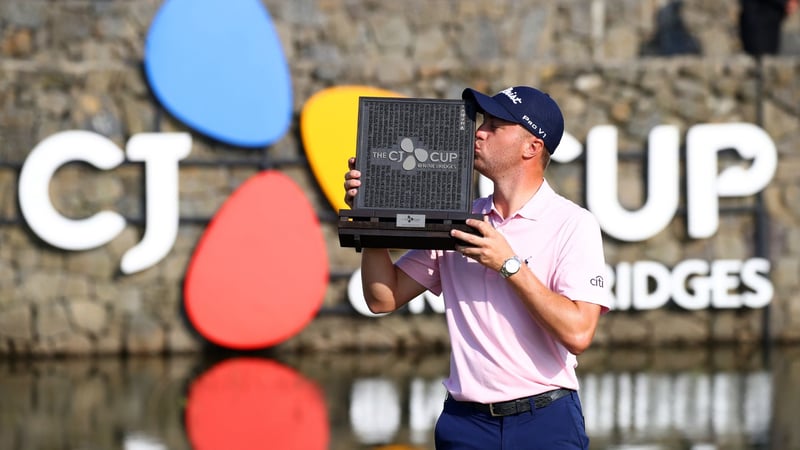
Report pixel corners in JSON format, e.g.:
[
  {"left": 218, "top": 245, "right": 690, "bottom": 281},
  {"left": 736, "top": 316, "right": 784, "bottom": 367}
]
[{"left": 473, "top": 112, "right": 529, "bottom": 178}]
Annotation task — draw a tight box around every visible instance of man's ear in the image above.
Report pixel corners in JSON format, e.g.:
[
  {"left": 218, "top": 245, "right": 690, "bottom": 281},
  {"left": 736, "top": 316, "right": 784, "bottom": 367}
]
[{"left": 524, "top": 136, "right": 544, "bottom": 159}]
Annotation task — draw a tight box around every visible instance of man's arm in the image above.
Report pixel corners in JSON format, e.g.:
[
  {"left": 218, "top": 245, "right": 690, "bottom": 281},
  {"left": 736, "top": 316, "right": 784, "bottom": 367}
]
[
  {"left": 344, "top": 157, "right": 427, "bottom": 313},
  {"left": 360, "top": 248, "right": 427, "bottom": 313},
  {"left": 503, "top": 269, "right": 602, "bottom": 355}
]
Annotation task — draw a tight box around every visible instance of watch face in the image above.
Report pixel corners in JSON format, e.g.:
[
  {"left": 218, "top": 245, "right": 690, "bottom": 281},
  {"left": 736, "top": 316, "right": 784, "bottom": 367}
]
[{"left": 502, "top": 257, "right": 521, "bottom": 277}]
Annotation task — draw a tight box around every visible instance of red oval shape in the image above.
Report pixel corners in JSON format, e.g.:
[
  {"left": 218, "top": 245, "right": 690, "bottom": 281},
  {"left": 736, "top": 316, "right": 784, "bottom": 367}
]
[
  {"left": 185, "top": 358, "right": 329, "bottom": 450},
  {"left": 184, "top": 170, "right": 328, "bottom": 349}
]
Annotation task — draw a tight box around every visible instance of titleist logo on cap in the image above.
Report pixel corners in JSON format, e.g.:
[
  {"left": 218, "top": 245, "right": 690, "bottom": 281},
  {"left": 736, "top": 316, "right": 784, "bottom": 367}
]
[{"left": 500, "top": 87, "right": 523, "bottom": 104}]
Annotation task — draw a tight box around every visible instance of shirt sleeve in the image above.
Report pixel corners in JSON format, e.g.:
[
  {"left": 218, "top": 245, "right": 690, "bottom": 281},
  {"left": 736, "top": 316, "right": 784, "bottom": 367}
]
[
  {"left": 553, "top": 209, "right": 612, "bottom": 313},
  {"left": 396, "top": 249, "right": 444, "bottom": 296}
]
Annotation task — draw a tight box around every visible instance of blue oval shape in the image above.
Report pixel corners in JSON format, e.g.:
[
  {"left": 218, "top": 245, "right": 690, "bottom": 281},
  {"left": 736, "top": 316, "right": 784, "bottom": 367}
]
[{"left": 144, "top": 0, "right": 292, "bottom": 148}]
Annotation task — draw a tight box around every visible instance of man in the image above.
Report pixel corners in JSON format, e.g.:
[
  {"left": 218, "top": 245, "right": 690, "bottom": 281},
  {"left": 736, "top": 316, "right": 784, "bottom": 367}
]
[
  {"left": 740, "top": 0, "right": 799, "bottom": 56},
  {"left": 343, "top": 86, "right": 610, "bottom": 449}
]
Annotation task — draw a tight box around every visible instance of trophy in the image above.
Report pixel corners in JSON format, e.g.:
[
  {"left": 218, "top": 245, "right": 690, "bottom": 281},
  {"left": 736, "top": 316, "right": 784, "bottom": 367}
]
[{"left": 338, "top": 96, "right": 482, "bottom": 251}]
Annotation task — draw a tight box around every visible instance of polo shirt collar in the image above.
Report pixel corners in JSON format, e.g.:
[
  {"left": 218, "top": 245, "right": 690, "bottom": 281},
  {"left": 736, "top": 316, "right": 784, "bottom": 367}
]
[{"left": 481, "top": 179, "right": 555, "bottom": 221}]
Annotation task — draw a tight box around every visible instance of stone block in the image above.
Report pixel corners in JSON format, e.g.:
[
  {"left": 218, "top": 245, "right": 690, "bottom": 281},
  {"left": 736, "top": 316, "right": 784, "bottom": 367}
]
[
  {"left": 0, "top": 305, "right": 32, "bottom": 340},
  {"left": 69, "top": 301, "right": 107, "bottom": 335}
]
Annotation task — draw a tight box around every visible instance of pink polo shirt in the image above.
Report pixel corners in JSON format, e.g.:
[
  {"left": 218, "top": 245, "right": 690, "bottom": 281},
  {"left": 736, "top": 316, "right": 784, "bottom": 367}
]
[{"left": 396, "top": 180, "right": 610, "bottom": 403}]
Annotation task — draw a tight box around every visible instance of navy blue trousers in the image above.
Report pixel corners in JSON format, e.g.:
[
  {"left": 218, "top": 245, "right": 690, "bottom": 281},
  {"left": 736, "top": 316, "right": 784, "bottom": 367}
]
[{"left": 434, "top": 391, "right": 589, "bottom": 450}]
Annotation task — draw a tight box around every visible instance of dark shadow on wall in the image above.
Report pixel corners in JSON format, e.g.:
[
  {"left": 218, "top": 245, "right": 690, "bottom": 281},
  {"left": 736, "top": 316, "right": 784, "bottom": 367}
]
[{"left": 640, "top": 0, "right": 702, "bottom": 56}]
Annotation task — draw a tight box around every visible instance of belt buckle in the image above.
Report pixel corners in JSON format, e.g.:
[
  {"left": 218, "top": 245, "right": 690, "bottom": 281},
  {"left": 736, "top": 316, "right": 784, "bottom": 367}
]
[{"left": 488, "top": 399, "right": 519, "bottom": 417}]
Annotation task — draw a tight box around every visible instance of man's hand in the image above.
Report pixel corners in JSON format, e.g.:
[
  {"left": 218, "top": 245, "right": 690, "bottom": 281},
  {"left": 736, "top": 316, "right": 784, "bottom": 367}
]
[
  {"left": 343, "top": 157, "right": 361, "bottom": 208},
  {"left": 451, "top": 216, "right": 515, "bottom": 272}
]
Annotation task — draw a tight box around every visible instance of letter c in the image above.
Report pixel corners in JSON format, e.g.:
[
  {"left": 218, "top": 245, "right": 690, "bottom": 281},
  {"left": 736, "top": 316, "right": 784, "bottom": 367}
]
[{"left": 18, "top": 130, "right": 126, "bottom": 250}]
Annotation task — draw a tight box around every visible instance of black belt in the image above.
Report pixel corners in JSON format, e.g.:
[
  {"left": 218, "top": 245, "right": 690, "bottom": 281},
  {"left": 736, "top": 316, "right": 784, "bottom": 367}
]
[{"left": 450, "top": 388, "right": 573, "bottom": 417}]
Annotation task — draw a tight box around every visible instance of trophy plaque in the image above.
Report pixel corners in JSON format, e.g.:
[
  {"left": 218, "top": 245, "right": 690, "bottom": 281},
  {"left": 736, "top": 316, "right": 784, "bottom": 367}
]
[{"left": 338, "top": 96, "right": 483, "bottom": 251}]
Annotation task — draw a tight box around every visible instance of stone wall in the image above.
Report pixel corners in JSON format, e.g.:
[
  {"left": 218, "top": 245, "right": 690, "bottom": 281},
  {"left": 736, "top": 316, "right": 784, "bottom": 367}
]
[{"left": 1, "top": 0, "right": 799, "bottom": 356}]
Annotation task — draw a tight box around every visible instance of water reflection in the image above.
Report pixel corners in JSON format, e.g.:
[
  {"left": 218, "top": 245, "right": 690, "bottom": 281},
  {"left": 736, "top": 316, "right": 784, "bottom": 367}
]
[
  {"left": 0, "top": 345, "right": 798, "bottom": 450},
  {"left": 185, "top": 358, "right": 328, "bottom": 450}
]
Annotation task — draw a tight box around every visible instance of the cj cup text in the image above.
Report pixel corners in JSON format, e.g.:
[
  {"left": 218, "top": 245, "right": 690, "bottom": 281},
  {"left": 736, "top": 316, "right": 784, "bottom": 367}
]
[
  {"left": 371, "top": 150, "right": 459, "bottom": 164},
  {"left": 17, "top": 123, "right": 777, "bottom": 312}
]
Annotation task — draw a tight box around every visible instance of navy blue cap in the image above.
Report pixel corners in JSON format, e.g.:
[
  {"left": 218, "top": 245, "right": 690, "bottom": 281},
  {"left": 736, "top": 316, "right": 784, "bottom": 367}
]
[{"left": 462, "top": 86, "right": 565, "bottom": 154}]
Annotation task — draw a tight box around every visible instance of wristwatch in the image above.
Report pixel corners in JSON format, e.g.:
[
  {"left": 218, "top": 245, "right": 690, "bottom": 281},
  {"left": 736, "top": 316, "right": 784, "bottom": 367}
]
[{"left": 499, "top": 256, "right": 522, "bottom": 278}]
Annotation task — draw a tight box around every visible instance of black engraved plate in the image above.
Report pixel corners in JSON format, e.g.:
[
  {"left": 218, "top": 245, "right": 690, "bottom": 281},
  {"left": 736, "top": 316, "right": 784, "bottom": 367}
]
[{"left": 339, "top": 97, "right": 483, "bottom": 250}]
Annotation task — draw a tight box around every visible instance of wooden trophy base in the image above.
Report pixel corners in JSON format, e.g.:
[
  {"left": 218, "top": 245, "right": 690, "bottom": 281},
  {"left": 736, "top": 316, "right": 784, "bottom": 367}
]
[{"left": 338, "top": 209, "right": 483, "bottom": 251}]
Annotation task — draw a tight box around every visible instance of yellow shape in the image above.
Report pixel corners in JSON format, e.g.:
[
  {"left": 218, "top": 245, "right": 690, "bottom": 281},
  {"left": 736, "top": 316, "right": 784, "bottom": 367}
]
[{"left": 301, "top": 85, "right": 404, "bottom": 213}]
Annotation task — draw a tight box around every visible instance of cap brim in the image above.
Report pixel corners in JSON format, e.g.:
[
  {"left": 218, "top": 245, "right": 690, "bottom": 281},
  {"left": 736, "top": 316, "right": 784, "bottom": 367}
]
[{"left": 462, "top": 88, "right": 518, "bottom": 123}]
